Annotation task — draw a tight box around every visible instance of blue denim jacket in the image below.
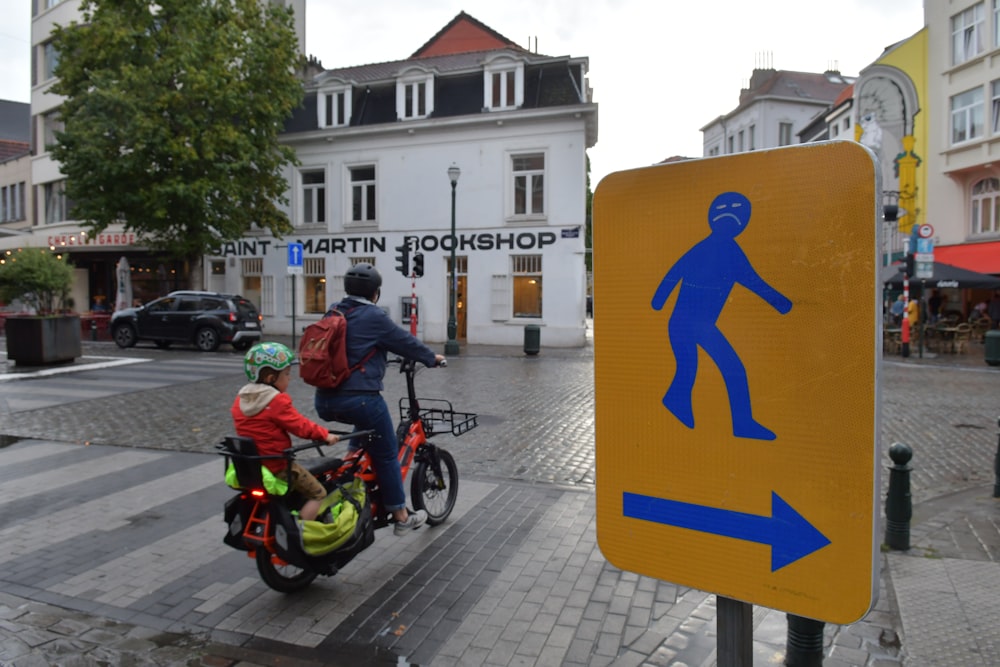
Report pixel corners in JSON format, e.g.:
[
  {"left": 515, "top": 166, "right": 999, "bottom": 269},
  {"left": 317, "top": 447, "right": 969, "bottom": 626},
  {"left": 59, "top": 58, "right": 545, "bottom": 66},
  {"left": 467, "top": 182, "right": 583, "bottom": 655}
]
[{"left": 318, "top": 297, "right": 437, "bottom": 393}]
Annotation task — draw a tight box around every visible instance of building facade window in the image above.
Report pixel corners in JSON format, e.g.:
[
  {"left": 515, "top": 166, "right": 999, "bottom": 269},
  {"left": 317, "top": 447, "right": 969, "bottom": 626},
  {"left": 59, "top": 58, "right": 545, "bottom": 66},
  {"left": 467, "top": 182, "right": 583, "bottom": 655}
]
[
  {"left": 349, "top": 165, "right": 376, "bottom": 223},
  {"left": 951, "top": 87, "right": 985, "bottom": 144},
  {"left": 241, "top": 258, "right": 263, "bottom": 311},
  {"left": 995, "top": 0, "right": 1000, "bottom": 49},
  {"left": 43, "top": 41, "right": 59, "bottom": 81},
  {"left": 301, "top": 169, "right": 325, "bottom": 224},
  {"left": 1, "top": 182, "right": 25, "bottom": 222},
  {"left": 512, "top": 153, "right": 544, "bottom": 217},
  {"left": 972, "top": 177, "right": 1000, "bottom": 235},
  {"left": 953, "top": 2, "right": 985, "bottom": 65},
  {"left": 396, "top": 74, "right": 434, "bottom": 120},
  {"left": 43, "top": 180, "right": 70, "bottom": 224},
  {"left": 748, "top": 125, "right": 756, "bottom": 150},
  {"left": 738, "top": 130, "right": 744, "bottom": 152},
  {"left": 484, "top": 61, "right": 523, "bottom": 111},
  {"left": 727, "top": 136, "right": 734, "bottom": 153},
  {"left": 318, "top": 87, "right": 351, "bottom": 128},
  {"left": 512, "top": 254, "right": 542, "bottom": 318},
  {"left": 778, "top": 122, "right": 793, "bottom": 146},
  {"left": 992, "top": 80, "right": 1000, "bottom": 133},
  {"left": 42, "top": 112, "right": 63, "bottom": 152},
  {"left": 304, "top": 257, "right": 326, "bottom": 314}
]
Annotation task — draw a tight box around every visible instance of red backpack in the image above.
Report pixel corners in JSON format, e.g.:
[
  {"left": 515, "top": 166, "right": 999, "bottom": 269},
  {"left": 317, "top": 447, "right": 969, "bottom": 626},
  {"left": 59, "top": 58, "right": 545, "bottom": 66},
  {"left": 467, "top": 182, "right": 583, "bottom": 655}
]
[{"left": 298, "top": 307, "right": 374, "bottom": 389}]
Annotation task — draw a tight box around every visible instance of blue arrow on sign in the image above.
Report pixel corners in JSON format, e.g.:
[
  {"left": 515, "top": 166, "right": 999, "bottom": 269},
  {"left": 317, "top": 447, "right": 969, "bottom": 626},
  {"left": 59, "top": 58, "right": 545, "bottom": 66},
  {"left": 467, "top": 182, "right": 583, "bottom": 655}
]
[{"left": 623, "top": 491, "right": 831, "bottom": 571}]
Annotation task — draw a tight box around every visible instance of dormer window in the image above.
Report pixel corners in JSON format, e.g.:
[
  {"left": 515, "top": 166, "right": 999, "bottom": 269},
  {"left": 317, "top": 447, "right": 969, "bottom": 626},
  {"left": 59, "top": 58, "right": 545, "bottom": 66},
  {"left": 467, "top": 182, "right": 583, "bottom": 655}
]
[
  {"left": 396, "top": 71, "right": 434, "bottom": 120},
  {"left": 484, "top": 60, "right": 524, "bottom": 111},
  {"left": 318, "top": 87, "right": 352, "bottom": 128}
]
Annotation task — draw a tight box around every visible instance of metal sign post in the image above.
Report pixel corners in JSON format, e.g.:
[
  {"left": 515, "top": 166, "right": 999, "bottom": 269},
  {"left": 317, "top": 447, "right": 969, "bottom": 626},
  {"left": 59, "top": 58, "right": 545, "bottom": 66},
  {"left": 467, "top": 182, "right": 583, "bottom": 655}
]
[{"left": 285, "top": 243, "right": 303, "bottom": 349}]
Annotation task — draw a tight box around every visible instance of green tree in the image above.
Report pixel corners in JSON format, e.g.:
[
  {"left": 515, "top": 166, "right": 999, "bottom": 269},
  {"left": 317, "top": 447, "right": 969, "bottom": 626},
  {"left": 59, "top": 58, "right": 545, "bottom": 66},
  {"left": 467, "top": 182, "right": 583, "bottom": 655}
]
[
  {"left": 48, "top": 0, "right": 303, "bottom": 268},
  {"left": 0, "top": 248, "right": 74, "bottom": 314}
]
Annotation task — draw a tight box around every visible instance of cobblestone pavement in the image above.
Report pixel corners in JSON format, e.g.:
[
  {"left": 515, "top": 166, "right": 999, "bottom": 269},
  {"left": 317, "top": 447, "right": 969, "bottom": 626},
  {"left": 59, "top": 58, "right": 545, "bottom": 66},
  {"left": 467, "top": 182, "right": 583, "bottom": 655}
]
[{"left": 0, "top": 333, "right": 998, "bottom": 666}]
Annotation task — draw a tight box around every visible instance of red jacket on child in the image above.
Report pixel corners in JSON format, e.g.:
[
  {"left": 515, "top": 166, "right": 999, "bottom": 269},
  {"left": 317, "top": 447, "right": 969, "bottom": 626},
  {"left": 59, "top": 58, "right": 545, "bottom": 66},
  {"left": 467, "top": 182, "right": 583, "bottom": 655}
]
[{"left": 231, "top": 383, "right": 329, "bottom": 472}]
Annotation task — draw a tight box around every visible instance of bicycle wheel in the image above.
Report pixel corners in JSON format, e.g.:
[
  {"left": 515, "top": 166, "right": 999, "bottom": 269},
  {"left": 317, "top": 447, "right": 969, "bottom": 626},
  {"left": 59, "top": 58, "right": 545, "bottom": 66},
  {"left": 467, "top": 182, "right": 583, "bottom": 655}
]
[
  {"left": 254, "top": 549, "right": 317, "bottom": 593},
  {"left": 411, "top": 447, "right": 458, "bottom": 525}
]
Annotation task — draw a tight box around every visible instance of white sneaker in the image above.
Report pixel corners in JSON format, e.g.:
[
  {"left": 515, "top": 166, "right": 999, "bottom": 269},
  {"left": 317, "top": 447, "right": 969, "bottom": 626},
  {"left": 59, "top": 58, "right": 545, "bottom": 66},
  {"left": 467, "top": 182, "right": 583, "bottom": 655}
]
[{"left": 393, "top": 509, "right": 427, "bottom": 536}]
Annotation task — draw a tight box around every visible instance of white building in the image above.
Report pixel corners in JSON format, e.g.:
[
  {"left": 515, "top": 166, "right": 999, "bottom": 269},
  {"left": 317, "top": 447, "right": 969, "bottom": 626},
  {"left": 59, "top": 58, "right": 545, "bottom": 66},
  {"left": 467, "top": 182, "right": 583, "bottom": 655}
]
[
  {"left": 206, "top": 12, "right": 597, "bottom": 347},
  {"left": 18, "top": 5, "right": 596, "bottom": 347},
  {"left": 702, "top": 67, "right": 853, "bottom": 156},
  {"left": 924, "top": 0, "right": 1000, "bottom": 275}
]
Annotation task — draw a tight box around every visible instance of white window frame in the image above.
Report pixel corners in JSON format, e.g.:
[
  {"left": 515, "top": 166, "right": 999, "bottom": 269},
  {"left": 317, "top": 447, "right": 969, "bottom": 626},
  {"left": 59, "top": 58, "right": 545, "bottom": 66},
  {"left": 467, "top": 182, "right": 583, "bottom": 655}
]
[
  {"left": 303, "top": 257, "right": 326, "bottom": 314},
  {"left": 992, "top": 80, "right": 1000, "bottom": 133},
  {"left": 511, "top": 254, "right": 543, "bottom": 319},
  {"left": 778, "top": 122, "right": 793, "bottom": 146},
  {"left": 241, "top": 258, "right": 263, "bottom": 314},
  {"left": 318, "top": 86, "right": 352, "bottom": 128},
  {"left": 484, "top": 59, "right": 524, "bottom": 111},
  {"left": 43, "top": 41, "right": 59, "bottom": 81},
  {"left": 348, "top": 164, "right": 377, "bottom": 225},
  {"left": 951, "top": 87, "right": 985, "bottom": 145},
  {"left": 953, "top": 3, "right": 985, "bottom": 66},
  {"left": 42, "top": 111, "right": 63, "bottom": 152},
  {"left": 396, "top": 71, "right": 434, "bottom": 120},
  {"left": 509, "top": 152, "right": 545, "bottom": 219},
  {"left": 44, "top": 180, "right": 67, "bottom": 225},
  {"left": 491, "top": 274, "right": 509, "bottom": 321},
  {"left": 972, "top": 177, "right": 1000, "bottom": 235},
  {"left": 995, "top": 0, "right": 1000, "bottom": 49},
  {"left": 300, "top": 168, "right": 326, "bottom": 225}
]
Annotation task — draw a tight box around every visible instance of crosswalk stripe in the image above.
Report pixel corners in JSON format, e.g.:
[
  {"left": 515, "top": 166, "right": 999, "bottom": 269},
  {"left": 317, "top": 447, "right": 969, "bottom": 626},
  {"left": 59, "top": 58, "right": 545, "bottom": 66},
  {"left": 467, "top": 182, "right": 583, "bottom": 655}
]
[
  {"left": 0, "top": 449, "right": 165, "bottom": 504},
  {"left": 0, "top": 458, "right": 220, "bottom": 567}
]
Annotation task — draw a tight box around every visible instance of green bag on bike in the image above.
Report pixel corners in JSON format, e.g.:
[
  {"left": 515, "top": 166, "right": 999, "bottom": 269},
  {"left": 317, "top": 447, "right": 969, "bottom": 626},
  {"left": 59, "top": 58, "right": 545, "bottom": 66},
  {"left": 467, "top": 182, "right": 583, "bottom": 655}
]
[{"left": 298, "top": 477, "right": 370, "bottom": 556}]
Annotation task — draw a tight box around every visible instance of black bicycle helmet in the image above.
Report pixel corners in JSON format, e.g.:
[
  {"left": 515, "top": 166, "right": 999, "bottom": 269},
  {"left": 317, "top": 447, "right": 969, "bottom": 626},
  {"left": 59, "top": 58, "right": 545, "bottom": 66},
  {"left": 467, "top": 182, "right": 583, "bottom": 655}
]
[{"left": 344, "top": 262, "right": 382, "bottom": 299}]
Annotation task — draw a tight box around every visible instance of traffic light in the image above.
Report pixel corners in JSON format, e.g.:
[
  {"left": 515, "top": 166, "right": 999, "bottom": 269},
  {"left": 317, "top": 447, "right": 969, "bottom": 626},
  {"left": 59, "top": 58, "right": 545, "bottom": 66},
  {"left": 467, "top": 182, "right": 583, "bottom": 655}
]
[
  {"left": 394, "top": 244, "right": 410, "bottom": 276},
  {"left": 904, "top": 253, "right": 915, "bottom": 277},
  {"left": 412, "top": 252, "right": 424, "bottom": 277},
  {"left": 883, "top": 205, "right": 899, "bottom": 222}
]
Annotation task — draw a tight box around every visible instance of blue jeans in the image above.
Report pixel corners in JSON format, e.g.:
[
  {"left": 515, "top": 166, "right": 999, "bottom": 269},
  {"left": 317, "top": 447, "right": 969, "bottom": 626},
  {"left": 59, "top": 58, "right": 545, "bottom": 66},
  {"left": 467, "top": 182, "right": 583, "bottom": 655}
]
[{"left": 314, "top": 392, "right": 407, "bottom": 511}]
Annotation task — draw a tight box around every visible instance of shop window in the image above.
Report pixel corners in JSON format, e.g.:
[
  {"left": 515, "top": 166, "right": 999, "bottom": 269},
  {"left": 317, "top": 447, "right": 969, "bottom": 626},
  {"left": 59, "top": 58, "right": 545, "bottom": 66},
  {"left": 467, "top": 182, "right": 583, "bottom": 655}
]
[
  {"left": 304, "top": 257, "right": 326, "bottom": 314},
  {"left": 512, "top": 255, "right": 542, "bottom": 318},
  {"left": 241, "top": 258, "right": 262, "bottom": 311}
]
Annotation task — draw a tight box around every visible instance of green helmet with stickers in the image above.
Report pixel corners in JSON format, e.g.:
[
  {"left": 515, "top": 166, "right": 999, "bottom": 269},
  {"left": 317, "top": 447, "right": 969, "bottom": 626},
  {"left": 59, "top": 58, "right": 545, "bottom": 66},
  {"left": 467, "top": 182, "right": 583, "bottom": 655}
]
[{"left": 244, "top": 342, "right": 297, "bottom": 383}]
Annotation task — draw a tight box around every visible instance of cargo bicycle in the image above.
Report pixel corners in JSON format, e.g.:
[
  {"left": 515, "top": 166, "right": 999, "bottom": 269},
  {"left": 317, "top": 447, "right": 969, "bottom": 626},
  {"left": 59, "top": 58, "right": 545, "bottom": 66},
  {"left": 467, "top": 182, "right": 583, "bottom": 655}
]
[{"left": 218, "top": 356, "right": 477, "bottom": 592}]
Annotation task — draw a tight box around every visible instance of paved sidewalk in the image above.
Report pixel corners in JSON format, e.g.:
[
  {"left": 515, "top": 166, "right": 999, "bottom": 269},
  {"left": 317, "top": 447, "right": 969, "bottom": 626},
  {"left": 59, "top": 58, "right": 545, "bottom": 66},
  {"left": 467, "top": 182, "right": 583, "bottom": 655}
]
[{"left": 0, "top": 334, "right": 999, "bottom": 665}]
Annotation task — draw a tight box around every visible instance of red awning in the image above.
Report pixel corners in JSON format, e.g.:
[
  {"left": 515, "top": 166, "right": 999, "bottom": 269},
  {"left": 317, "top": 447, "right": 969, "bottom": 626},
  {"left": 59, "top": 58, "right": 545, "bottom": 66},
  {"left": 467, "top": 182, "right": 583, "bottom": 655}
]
[{"left": 933, "top": 242, "right": 1000, "bottom": 275}]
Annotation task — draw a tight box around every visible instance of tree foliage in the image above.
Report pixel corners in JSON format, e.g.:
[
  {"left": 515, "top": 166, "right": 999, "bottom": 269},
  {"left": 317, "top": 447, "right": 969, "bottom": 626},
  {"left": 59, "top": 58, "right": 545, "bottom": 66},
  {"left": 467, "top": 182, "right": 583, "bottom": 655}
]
[
  {"left": 0, "top": 248, "right": 75, "bottom": 314},
  {"left": 49, "top": 0, "right": 304, "bottom": 262}
]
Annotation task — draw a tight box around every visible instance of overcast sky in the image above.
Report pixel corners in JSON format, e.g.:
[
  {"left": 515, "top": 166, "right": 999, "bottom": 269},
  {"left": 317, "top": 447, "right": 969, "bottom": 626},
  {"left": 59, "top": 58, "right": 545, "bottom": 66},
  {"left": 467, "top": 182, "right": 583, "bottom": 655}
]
[{"left": 0, "top": 0, "right": 925, "bottom": 186}]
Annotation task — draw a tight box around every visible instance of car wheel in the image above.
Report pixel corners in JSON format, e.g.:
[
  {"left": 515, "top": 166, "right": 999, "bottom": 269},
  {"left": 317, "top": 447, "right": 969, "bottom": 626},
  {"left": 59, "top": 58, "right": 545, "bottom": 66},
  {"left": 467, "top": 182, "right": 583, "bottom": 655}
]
[
  {"left": 154, "top": 340, "right": 172, "bottom": 349},
  {"left": 195, "top": 327, "right": 221, "bottom": 352},
  {"left": 112, "top": 323, "right": 137, "bottom": 348}
]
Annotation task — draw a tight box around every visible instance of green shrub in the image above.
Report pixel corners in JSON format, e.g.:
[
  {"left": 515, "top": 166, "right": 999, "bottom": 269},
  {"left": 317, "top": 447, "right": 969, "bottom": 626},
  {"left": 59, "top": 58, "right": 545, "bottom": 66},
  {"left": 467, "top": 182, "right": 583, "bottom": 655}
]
[{"left": 0, "top": 248, "right": 75, "bottom": 314}]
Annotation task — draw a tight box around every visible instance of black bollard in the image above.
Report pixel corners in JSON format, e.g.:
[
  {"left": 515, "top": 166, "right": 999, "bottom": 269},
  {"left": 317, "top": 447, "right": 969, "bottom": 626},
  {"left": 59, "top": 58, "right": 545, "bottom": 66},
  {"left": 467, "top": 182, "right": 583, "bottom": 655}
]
[
  {"left": 90, "top": 319, "right": 98, "bottom": 341},
  {"left": 785, "top": 613, "right": 825, "bottom": 666},
  {"left": 884, "top": 442, "right": 912, "bottom": 550},
  {"left": 994, "top": 418, "right": 1000, "bottom": 498}
]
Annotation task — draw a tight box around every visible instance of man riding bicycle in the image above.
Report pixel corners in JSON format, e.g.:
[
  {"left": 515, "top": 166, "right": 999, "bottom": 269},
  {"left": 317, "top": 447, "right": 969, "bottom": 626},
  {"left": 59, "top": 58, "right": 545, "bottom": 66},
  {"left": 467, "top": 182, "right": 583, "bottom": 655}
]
[{"left": 314, "top": 263, "right": 445, "bottom": 535}]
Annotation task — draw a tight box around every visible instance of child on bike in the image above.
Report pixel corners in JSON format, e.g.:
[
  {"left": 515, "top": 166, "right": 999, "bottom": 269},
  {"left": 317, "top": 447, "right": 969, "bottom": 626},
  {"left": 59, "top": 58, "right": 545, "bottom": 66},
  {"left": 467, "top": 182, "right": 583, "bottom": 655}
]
[
  {"left": 314, "top": 263, "right": 445, "bottom": 535},
  {"left": 233, "top": 342, "right": 339, "bottom": 521}
]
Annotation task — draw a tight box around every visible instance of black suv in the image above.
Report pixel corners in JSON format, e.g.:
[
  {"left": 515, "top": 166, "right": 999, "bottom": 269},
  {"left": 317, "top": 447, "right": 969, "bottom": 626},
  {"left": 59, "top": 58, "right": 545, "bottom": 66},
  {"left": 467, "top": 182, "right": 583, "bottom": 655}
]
[{"left": 111, "top": 291, "right": 263, "bottom": 352}]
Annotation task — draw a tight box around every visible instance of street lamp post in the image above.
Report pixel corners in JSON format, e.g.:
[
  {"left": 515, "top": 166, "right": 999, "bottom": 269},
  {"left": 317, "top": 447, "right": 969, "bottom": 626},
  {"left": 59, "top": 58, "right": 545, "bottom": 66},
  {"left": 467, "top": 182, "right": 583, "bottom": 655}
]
[{"left": 445, "top": 164, "right": 461, "bottom": 355}]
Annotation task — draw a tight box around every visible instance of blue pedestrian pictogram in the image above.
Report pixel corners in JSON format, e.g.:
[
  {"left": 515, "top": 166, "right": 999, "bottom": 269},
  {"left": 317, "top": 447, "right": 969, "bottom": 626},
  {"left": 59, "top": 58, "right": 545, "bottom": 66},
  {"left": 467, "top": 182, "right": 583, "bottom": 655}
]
[{"left": 651, "top": 191, "right": 792, "bottom": 441}]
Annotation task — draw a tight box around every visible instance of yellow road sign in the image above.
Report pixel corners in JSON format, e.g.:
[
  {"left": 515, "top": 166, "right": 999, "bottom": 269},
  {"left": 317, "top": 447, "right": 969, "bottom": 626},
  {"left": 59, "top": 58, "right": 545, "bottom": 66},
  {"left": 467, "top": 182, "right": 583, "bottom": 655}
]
[{"left": 593, "top": 142, "right": 880, "bottom": 624}]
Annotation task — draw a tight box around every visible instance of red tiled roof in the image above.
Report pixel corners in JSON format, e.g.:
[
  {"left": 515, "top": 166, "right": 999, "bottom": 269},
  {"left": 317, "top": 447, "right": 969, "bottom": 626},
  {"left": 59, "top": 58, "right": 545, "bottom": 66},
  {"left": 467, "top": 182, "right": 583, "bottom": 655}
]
[
  {"left": 832, "top": 83, "right": 855, "bottom": 108},
  {"left": 411, "top": 11, "right": 525, "bottom": 58},
  {"left": 0, "top": 140, "right": 29, "bottom": 163}
]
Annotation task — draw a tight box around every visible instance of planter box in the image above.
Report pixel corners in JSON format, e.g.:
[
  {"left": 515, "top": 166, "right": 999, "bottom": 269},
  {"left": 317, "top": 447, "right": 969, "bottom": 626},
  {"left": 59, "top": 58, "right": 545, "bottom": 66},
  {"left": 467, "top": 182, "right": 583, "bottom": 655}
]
[{"left": 5, "top": 315, "right": 82, "bottom": 366}]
